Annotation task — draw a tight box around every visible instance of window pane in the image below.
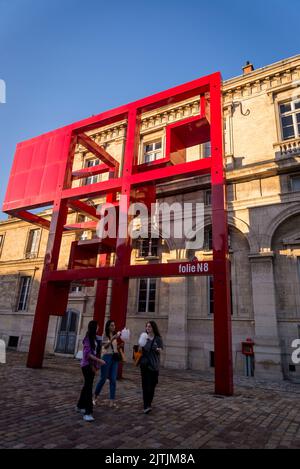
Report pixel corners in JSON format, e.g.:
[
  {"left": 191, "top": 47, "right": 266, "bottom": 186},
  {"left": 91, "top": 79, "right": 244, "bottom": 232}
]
[
  {"left": 282, "top": 115, "right": 293, "bottom": 126},
  {"left": 140, "top": 279, "right": 147, "bottom": 289},
  {"left": 295, "top": 101, "right": 300, "bottom": 110},
  {"left": 291, "top": 176, "right": 300, "bottom": 192},
  {"left": 150, "top": 278, "right": 156, "bottom": 288},
  {"left": 139, "top": 290, "right": 147, "bottom": 301},
  {"left": 282, "top": 126, "right": 295, "bottom": 140},
  {"left": 145, "top": 144, "right": 153, "bottom": 153},
  {"left": 138, "top": 301, "right": 146, "bottom": 312},
  {"left": 60, "top": 315, "right": 68, "bottom": 332},
  {"left": 148, "top": 301, "right": 155, "bottom": 313},
  {"left": 69, "top": 313, "right": 78, "bottom": 333},
  {"left": 155, "top": 141, "right": 162, "bottom": 150},
  {"left": 296, "top": 113, "right": 300, "bottom": 123},
  {"left": 149, "top": 290, "right": 156, "bottom": 301},
  {"left": 144, "top": 153, "right": 155, "bottom": 163},
  {"left": 203, "top": 141, "right": 211, "bottom": 158},
  {"left": 280, "top": 103, "right": 291, "bottom": 114}
]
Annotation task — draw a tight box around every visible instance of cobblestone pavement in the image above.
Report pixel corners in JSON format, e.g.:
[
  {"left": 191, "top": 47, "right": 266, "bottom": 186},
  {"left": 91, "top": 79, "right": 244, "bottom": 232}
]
[{"left": 0, "top": 351, "right": 300, "bottom": 449}]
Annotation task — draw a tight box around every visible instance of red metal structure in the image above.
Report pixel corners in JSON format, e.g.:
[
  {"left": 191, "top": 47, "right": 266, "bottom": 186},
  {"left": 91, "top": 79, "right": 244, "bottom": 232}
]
[{"left": 2, "top": 72, "right": 233, "bottom": 396}]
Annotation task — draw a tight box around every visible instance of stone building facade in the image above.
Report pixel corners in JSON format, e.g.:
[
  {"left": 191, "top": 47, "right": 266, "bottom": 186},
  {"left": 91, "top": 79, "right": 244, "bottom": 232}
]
[{"left": 0, "top": 55, "right": 300, "bottom": 382}]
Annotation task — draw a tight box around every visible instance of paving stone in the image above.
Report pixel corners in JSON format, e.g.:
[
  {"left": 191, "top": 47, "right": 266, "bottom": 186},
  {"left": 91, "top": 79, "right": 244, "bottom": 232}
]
[{"left": 0, "top": 351, "right": 300, "bottom": 449}]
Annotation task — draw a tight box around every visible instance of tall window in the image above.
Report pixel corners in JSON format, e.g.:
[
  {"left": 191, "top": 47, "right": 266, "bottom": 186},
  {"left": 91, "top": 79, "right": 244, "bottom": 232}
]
[
  {"left": 143, "top": 140, "right": 162, "bottom": 163},
  {"left": 84, "top": 158, "right": 102, "bottom": 185},
  {"left": 25, "top": 229, "right": 40, "bottom": 258},
  {"left": 137, "top": 238, "right": 159, "bottom": 258},
  {"left": 138, "top": 278, "right": 156, "bottom": 313},
  {"left": 280, "top": 100, "right": 300, "bottom": 140},
  {"left": 0, "top": 234, "right": 4, "bottom": 258},
  {"left": 207, "top": 276, "right": 233, "bottom": 315},
  {"left": 17, "top": 276, "right": 31, "bottom": 311}
]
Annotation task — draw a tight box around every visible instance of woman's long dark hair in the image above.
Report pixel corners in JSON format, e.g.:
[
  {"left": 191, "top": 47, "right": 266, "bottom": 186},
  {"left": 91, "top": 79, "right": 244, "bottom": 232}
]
[
  {"left": 105, "top": 319, "right": 116, "bottom": 339},
  {"left": 86, "top": 320, "right": 98, "bottom": 352},
  {"left": 147, "top": 321, "right": 161, "bottom": 338}
]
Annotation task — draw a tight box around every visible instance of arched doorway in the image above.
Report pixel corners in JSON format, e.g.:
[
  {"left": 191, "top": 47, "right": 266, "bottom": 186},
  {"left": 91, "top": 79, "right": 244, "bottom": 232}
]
[{"left": 55, "top": 309, "right": 79, "bottom": 355}]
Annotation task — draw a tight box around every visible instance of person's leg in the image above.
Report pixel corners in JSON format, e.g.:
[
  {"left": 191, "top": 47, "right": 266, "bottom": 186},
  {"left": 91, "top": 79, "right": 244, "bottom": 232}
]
[
  {"left": 141, "top": 366, "right": 151, "bottom": 410},
  {"left": 94, "top": 355, "right": 109, "bottom": 398},
  {"left": 108, "top": 358, "right": 118, "bottom": 404},
  {"left": 84, "top": 367, "right": 95, "bottom": 416},
  {"left": 148, "top": 370, "right": 159, "bottom": 408},
  {"left": 77, "top": 366, "right": 89, "bottom": 410}
]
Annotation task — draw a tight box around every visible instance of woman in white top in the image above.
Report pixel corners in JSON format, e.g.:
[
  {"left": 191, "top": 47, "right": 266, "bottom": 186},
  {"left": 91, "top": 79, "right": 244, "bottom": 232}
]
[{"left": 93, "top": 320, "right": 121, "bottom": 408}]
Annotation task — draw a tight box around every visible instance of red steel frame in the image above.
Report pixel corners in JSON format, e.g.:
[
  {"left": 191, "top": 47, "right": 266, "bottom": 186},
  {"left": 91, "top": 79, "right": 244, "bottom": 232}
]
[{"left": 3, "top": 72, "right": 233, "bottom": 396}]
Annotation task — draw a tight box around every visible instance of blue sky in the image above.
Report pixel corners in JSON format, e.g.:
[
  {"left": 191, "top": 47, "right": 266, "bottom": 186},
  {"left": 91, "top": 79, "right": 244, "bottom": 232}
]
[{"left": 0, "top": 0, "right": 299, "bottom": 220}]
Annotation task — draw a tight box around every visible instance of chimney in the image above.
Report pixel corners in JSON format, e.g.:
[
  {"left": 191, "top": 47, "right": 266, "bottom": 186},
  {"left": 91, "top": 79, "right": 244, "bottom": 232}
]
[{"left": 243, "top": 61, "right": 254, "bottom": 75}]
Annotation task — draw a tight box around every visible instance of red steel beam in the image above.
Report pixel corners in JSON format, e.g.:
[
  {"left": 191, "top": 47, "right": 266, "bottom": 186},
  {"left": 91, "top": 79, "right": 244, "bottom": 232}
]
[
  {"left": 130, "top": 157, "right": 212, "bottom": 187},
  {"left": 9, "top": 210, "right": 51, "bottom": 230},
  {"left": 77, "top": 133, "right": 119, "bottom": 170},
  {"left": 45, "top": 261, "right": 214, "bottom": 282},
  {"left": 72, "top": 163, "right": 109, "bottom": 180},
  {"left": 63, "top": 178, "right": 122, "bottom": 201},
  {"left": 64, "top": 221, "right": 98, "bottom": 231},
  {"left": 67, "top": 200, "right": 100, "bottom": 221}
]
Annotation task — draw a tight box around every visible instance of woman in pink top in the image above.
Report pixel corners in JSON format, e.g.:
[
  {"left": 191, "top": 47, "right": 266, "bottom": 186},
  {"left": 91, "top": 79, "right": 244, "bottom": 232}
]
[{"left": 76, "top": 321, "right": 105, "bottom": 422}]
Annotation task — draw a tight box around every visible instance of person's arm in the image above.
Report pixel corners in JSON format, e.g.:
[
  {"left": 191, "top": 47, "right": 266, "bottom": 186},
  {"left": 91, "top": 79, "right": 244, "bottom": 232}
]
[
  {"left": 89, "top": 355, "right": 106, "bottom": 365},
  {"left": 153, "top": 337, "right": 163, "bottom": 352},
  {"left": 83, "top": 339, "right": 105, "bottom": 365},
  {"left": 103, "top": 333, "right": 121, "bottom": 350}
]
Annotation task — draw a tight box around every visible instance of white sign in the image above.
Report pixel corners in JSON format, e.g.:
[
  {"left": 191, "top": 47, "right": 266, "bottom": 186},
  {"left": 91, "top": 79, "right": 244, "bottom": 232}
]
[{"left": 178, "top": 262, "right": 209, "bottom": 274}]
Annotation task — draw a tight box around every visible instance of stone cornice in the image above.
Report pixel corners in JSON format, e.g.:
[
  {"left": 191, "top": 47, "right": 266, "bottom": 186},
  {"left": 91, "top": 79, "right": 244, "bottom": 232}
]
[{"left": 223, "top": 55, "right": 300, "bottom": 103}]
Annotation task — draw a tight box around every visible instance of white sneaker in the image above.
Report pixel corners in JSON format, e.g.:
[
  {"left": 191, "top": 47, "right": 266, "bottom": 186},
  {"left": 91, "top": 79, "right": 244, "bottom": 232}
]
[
  {"left": 143, "top": 407, "right": 152, "bottom": 414},
  {"left": 83, "top": 414, "right": 95, "bottom": 422}
]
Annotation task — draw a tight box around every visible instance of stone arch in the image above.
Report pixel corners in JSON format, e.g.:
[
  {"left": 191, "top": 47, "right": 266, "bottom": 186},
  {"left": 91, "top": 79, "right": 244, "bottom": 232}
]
[
  {"left": 263, "top": 203, "right": 300, "bottom": 250},
  {"left": 227, "top": 214, "right": 259, "bottom": 253},
  {"left": 184, "top": 214, "right": 254, "bottom": 257}
]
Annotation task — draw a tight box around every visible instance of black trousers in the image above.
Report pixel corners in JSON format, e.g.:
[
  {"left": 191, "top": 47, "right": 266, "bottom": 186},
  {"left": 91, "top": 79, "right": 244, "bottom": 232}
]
[
  {"left": 77, "top": 365, "right": 95, "bottom": 415},
  {"left": 141, "top": 365, "right": 159, "bottom": 410}
]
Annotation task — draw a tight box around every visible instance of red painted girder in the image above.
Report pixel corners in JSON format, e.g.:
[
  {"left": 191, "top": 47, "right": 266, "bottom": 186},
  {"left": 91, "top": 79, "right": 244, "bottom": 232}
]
[
  {"left": 67, "top": 200, "right": 100, "bottom": 221},
  {"left": 10, "top": 210, "right": 51, "bottom": 230},
  {"left": 77, "top": 133, "right": 119, "bottom": 170},
  {"left": 72, "top": 163, "right": 109, "bottom": 180},
  {"left": 45, "top": 261, "right": 213, "bottom": 282},
  {"left": 63, "top": 178, "right": 122, "bottom": 201},
  {"left": 64, "top": 221, "right": 98, "bottom": 230},
  {"left": 130, "top": 157, "right": 211, "bottom": 187}
]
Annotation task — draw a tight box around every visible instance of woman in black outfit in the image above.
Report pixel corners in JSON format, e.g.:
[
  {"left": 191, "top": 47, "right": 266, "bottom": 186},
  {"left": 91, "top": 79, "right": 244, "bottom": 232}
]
[
  {"left": 139, "top": 321, "right": 163, "bottom": 414},
  {"left": 76, "top": 320, "right": 105, "bottom": 422}
]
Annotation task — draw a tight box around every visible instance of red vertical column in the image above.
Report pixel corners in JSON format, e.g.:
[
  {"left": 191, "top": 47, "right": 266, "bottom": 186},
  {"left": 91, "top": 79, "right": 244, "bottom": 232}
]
[
  {"left": 27, "top": 132, "right": 76, "bottom": 368},
  {"left": 110, "top": 108, "right": 140, "bottom": 333},
  {"left": 27, "top": 198, "right": 69, "bottom": 368},
  {"left": 210, "top": 74, "right": 233, "bottom": 396}
]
